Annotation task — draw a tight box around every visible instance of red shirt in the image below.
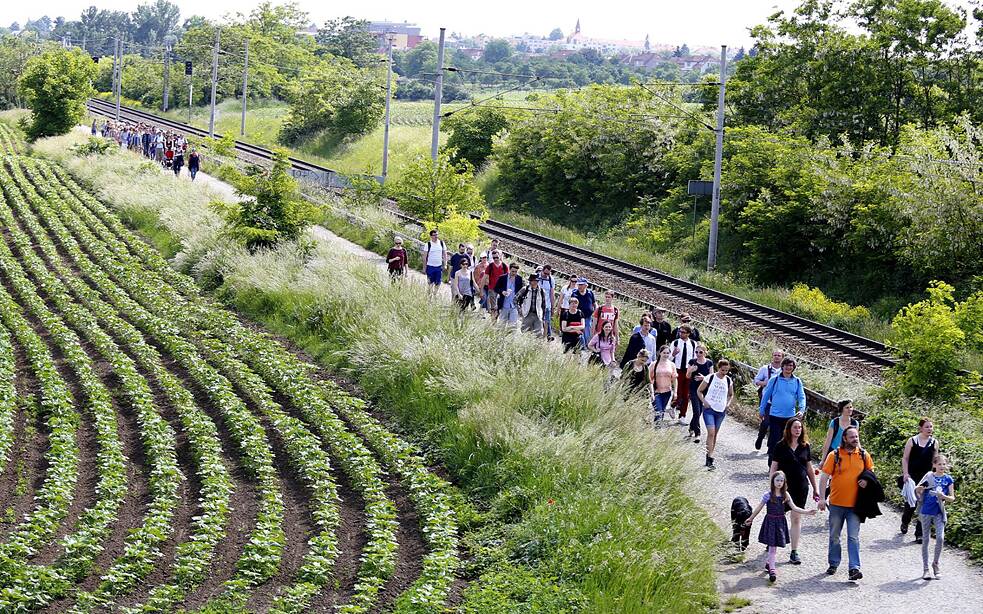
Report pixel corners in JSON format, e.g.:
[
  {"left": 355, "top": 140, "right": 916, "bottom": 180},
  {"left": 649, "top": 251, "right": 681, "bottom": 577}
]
[
  {"left": 486, "top": 262, "right": 507, "bottom": 291},
  {"left": 594, "top": 304, "right": 619, "bottom": 333}
]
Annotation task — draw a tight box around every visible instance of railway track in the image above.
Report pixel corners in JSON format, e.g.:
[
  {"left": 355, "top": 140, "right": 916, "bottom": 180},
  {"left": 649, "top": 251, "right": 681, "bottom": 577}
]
[{"left": 86, "top": 97, "right": 897, "bottom": 374}]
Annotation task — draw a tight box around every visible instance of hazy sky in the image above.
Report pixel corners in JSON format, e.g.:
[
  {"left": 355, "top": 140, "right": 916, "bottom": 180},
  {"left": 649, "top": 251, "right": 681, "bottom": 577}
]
[{"left": 3, "top": 0, "right": 809, "bottom": 48}]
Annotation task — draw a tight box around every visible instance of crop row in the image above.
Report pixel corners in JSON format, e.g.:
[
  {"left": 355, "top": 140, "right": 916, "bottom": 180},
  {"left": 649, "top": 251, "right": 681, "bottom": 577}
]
[
  {"left": 0, "top": 176, "right": 185, "bottom": 611},
  {"left": 46, "top": 155, "right": 463, "bottom": 612},
  {"left": 14, "top": 158, "right": 290, "bottom": 611},
  {"left": 0, "top": 158, "right": 231, "bottom": 612},
  {"left": 0, "top": 312, "right": 15, "bottom": 478},
  {"left": 5, "top": 151, "right": 461, "bottom": 611},
  {"left": 0, "top": 260, "right": 79, "bottom": 608},
  {"left": 0, "top": 123, "right": 21, "bottom": 154},
  {"left": 26, "top": 158, "right": 401, "bottom": 613}
]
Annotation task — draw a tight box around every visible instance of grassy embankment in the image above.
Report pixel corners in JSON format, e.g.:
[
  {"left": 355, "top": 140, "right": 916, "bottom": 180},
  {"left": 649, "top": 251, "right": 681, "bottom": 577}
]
[{"left": 35, "top": 128, "right": 724, "bottom": 612}]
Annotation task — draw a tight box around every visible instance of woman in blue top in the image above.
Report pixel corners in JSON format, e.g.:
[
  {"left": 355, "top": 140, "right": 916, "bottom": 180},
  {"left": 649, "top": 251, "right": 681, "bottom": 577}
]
[
  {"left": 758, "top": 358, "right": 806, "bottom": 464},
  {"left": 820, "top": 399, "right": 860, "bottom": 464},
  {"left": 915, "top": 453, "right": 955, "bottom": 580}
]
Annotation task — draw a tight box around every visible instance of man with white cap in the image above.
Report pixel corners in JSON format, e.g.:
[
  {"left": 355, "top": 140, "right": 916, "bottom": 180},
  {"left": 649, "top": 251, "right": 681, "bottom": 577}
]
[{"left": 572, "top": 277, "right": 595, "bottom": 348}]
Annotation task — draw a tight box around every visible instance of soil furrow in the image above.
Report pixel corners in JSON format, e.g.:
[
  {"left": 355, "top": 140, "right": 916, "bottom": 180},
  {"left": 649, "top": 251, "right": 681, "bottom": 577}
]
[{"left": 0, "top": 272, "right": 97, "bottom": 565}]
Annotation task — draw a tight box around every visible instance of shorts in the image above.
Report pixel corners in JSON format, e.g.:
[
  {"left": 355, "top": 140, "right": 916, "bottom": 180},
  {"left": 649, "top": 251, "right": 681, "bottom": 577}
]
[
  {"left": 425, "top": 265, "right": 443, "bottom": 285},
  {"left": 703, "top": 408, "right": 726, "bottom": 430}
]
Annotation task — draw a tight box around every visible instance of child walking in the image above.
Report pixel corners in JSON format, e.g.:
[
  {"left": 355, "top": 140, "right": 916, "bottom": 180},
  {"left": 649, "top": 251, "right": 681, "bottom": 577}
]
[
  {"left": 744, "top": 471, "right": 817, "bottom": 582},
  {"left": 915, "top": 453, "right": 955, "bottom": 580}
]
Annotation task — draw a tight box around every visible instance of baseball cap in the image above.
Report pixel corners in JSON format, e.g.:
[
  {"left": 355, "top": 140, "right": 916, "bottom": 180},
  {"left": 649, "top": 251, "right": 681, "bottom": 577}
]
[{"left": 576, "top": 277, "right": 588, "bottom": 284}]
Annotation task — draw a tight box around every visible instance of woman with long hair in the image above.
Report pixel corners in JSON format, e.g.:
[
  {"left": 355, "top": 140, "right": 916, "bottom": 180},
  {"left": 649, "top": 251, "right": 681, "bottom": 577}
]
[
  {"left": 649, "top": 345, "right": 677, "bottom": 423},
  {"left": 769, "top": 417, "right": 819, "bottom": 565}
]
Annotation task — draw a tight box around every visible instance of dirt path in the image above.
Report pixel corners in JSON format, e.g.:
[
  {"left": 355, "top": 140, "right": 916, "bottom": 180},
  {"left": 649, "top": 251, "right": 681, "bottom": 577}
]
[{"left": 682, "top": 416, "right": 983, "bottom": 613}]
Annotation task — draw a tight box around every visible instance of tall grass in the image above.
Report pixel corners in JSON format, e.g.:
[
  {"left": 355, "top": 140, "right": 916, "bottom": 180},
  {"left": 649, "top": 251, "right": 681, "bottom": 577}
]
[
  {"left": 220, "top": 242, "right": 721, "bottom": 612},
  {"left": 35, "top": 131, "right": 722, "bottom": 612}
]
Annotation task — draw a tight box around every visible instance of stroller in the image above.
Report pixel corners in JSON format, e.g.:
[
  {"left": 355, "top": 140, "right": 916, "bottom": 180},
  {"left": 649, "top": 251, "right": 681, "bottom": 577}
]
[{"left": 730, "top": 496, "right": 752, "bottom": 551}]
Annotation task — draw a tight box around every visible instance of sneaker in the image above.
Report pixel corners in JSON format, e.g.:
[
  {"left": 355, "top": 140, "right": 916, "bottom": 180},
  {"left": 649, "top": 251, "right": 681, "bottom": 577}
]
[
  {"left": 848, "top": 568, "right": 863, "bottom": 581},
  {"left": 923, "top": 568, "right": 932, "bottom": 580},
  {"left": 826, "top": 565, "right": 837, "bottom": 576},
  {"left": 678, "top": 417, "right": 687, "bottom": 424},
  {"left": 754, "top": 436, "right": 763, "bottom": 450},
  {"left": 768, "top": 570, "right": 777, "bottom": 583},
  {"left": 694, "top": 436, "right": 701, "bottom": 444},
  {"left": 933, "top": 563, "right": 941, "bottom": 579},
  {"left": 707, "top": 457, "right": 716, "bottom": 471},
  {"left": 789, "top": 550, "right": 801, "bottom": 565},
  {"left": 900, "top": 522, "right": 909, "bottom": 535},
  {"left": 705, "top": 454, "right": 711, "bottom": 467},
  {"left": 915, "top": 537, "right": 923, "bottom": 544}
]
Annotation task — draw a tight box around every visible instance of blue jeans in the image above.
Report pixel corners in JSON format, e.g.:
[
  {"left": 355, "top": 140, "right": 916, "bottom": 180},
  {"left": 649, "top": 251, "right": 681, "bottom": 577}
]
[
  {"left": 580, "top": 315, "right": 592, "bottom": 347},
  {"left": 543, "top": 307, "right": 553, "bottom": 337},
  {"left": 652, "top": 391, "right": 671, "bottom": 420},
  {"left": 828, "top": 504, "right": 861, "bottom": 570},
  {"left": 500, "top": 305, "right": 519, "bottom": 324}
]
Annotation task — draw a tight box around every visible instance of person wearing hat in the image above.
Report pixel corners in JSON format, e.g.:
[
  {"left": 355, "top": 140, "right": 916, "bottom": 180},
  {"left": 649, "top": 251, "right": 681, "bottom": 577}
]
[
  {"left": 423, "top": 228, "right": 448, "bottom": 293},
  {"left": 486, "top": 251, "right": 508, "bottom": 320},
  {"left": 494, "top": 262, "right": 525, "bottom": 326},
  {"left": 386, "top": 236, "right": 408, "bottom": 281},
  {"left": 517, "top": 274, "right": 548, "bottom": 335},
  {"left": 672, "top": 313, "right": 702, "bottom": 342},
  {"left": 572, "top": 278, "right": 596, "bottom": 349}
]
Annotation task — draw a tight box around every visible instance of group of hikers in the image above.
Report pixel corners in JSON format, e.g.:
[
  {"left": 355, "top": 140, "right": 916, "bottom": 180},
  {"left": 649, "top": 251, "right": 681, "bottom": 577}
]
[
  {"left": 388, "top": 229, "right": 958, "bottom": 587},
  {"left": 92, "top": 119, "right": 201, "bottom": 180}
]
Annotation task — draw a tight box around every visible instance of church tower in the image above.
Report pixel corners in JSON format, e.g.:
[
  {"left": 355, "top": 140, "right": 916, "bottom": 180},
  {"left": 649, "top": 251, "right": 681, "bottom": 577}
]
[{"left": 575, "top": 18, "right": 581, "bottom": 35}]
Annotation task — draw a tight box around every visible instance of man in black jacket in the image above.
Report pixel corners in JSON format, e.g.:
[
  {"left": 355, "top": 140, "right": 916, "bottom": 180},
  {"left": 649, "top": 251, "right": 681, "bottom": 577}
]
[
  {"left": 652, "top": 308, "right": 673, "bottom": 349},
  {"left": 619, "top": 317, "right": 657, "bottom": 369}
]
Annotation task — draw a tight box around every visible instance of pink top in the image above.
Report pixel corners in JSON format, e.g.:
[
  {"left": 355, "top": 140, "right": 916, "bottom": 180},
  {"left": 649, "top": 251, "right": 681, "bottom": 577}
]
[
  {"left": 587, "top": 333, "right": 617, "bottom": 365},
  {"left": 651, "top": 360, "right": 676, "bottom": 393}
]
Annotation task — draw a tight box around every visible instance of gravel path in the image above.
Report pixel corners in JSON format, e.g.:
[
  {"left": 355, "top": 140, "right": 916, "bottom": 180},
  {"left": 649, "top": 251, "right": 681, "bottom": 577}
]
[{"left": 685, "top": 415, "right": 983, "bottom": 613}]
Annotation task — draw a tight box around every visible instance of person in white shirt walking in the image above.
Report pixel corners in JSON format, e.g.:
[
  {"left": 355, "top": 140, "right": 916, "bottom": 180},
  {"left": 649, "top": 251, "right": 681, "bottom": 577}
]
[{"left": 423, "top": 228, "right": 448, "bottom": 295}]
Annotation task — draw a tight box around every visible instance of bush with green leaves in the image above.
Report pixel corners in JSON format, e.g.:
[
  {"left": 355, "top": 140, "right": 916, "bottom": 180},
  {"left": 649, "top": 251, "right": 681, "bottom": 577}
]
[
  {"left": 210, "top": 149, "right": 320, "bottom": 252},
  {"left": 18, "top": 47, "right": 95, "bottom": 140},
  {"left": 70, "top": 136, "right": 116, "bottom": 157},
  {"left": 390, "top": 152, "right": 486, "bottom": 229},
  {"left": 441, "top": 106, "right": 519, "bottom": 169},
  {"left": 278, "top": 58, "right": 385, "bottom": 144},
  {"left": 890, "top": 281, "right": 979, "bottom": 400}
]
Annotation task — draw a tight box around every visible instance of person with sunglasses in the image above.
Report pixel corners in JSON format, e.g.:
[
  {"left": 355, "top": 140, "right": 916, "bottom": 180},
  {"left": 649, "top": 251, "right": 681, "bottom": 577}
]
[{"left": 386, "top": 236, "right": 408, "bottom": 281}]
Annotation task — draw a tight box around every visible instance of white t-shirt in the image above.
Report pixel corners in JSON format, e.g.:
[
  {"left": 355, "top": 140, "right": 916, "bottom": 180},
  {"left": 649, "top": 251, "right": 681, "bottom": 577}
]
[
  {"left": 560, "top": 287, "right": 575, "bottom": 309},
  {"left": 703, "top": 373, "right": 732, "bottom": 412},
  {"left": 425, "top": 240, "right": 446, "bottom": 267}
]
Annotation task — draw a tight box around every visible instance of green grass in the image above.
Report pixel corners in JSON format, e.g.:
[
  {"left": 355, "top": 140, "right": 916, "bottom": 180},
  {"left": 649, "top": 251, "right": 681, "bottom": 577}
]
[
  {"left": 722, "top": 596, "right": 752, "bottom": 612},
  {"left": 36, "top": 128, "right": 723, "bottom": 613}
]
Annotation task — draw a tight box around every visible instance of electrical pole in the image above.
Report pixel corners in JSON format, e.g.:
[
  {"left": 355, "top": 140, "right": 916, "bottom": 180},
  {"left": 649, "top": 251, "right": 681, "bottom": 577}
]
[
  {"left": 430, "top": 27, "right": 446, "bottom": 161},
  {"left": 111, "top": 38, "right": 119, "bottom": 104},
  {"left": 707, "top": 45, "right": 727, "bottom": 271},
  {"left": 381, "top": 35, "right": 394, "bottom": 180},
  {"left": 208, "top": 28, "right": 220, "bottom": 137},
  {"left": 162, "top": 42, "right": 171, "bottom": 112},
  {"left": 187, "top": 62, "right": 193, "bottom": 124},
  {"left": 240, "top": 38, "right": 248, "bottom": 136},
  {"left": 114, "top": 38, "right": 122, "bottom": 122}
]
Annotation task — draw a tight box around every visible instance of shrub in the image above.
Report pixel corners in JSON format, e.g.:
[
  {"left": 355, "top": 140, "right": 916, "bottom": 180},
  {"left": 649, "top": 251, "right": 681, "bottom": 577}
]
[
  {"left": 18, "top": 47, "right": 96, "bottom": 140},
  {"left": 890, "top": 281, "right": 969, "bottom": 400},
  {"left": 787, "top": 283, "right": 872, "bottom": 328},
  {"left": 70, "top": 137, "right": 116, "bottom": 157},
  {"left": 390, "top": 152, "right": 486, "bottom": 228},
  {"left": 441, "top": 106, "right": 518, "bottom": 169},
  {"left": 209, "top": 149, "right": 320, "bottom": 252}
]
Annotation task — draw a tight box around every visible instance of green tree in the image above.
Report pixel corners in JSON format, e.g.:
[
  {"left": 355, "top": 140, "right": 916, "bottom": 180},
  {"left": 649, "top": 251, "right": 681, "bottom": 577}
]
[
  {"left": 0, "top": 34, "right": 40, "bottom": 108},
  {"left": 210, "top": 149, "right": 320, "bottom": 251},
  {"left": 441, "top": 106, "right": 519, "bottom": 168},
  {"left": 549, "top": 28, "right": 564, "bottom": 40},
  {"left": 482, "top": 39, "right": 512, "bottom": 63},
  {"left": 278, "top": 57, "right": 385, "bottom": 143},
  {"left": 316, "top": 16, "right": 377, "bottom": 66},
  {"left": 890, "top": 281, "right": 969, "bottom": 400},
  {"left": 131, "top": 0, "right": 181, "bottom": 46},
  {"left": 391, "top": 152, "right": 486, "bottom": 228},
  {"left": 18, "top": 47, "right": 95, "bottom": 140},
  {"left": 402, "top": 40, "right": 437, "bottom": 76}
]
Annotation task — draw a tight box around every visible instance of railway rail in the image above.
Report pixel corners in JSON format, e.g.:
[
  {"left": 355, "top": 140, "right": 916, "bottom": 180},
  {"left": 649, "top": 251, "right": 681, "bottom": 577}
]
[{"left": 86, "top": 97, "right": 898, "bottom": 383}]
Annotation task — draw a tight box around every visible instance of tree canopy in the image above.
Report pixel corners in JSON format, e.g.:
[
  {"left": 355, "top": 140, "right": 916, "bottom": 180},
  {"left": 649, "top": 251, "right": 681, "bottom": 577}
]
[{"left": 18, "top": 47, "right": 95, "bottom": 140}]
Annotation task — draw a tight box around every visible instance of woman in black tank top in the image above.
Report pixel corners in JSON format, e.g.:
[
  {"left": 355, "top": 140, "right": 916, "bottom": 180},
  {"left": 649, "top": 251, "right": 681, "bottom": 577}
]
[{"left": 901, "top": 418, "right": 939, "bottom": 541}]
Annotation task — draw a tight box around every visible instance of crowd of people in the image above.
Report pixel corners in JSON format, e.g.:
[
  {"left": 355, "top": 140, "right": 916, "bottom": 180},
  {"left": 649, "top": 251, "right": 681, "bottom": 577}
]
[
  {"left": 387, "top": 230, "right": 958, "bottom": 587},
  {"left": 91, "top": 119, "right": 201, "bottom": 180}
]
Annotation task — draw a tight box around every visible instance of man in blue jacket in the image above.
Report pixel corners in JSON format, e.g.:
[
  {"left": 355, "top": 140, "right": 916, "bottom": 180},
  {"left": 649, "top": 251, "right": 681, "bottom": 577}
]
[{"left": 759, "top": 357, "right": 806, "bottom": 464}]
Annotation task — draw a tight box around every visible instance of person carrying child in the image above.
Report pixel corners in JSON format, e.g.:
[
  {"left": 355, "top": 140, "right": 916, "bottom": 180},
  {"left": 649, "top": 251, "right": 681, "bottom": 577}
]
[
  {"left": 915, "top": 453, "right": 955, "bottom": 580},
  {"left": 744, "top": 470, "right": 818, "bottom": 583}
]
